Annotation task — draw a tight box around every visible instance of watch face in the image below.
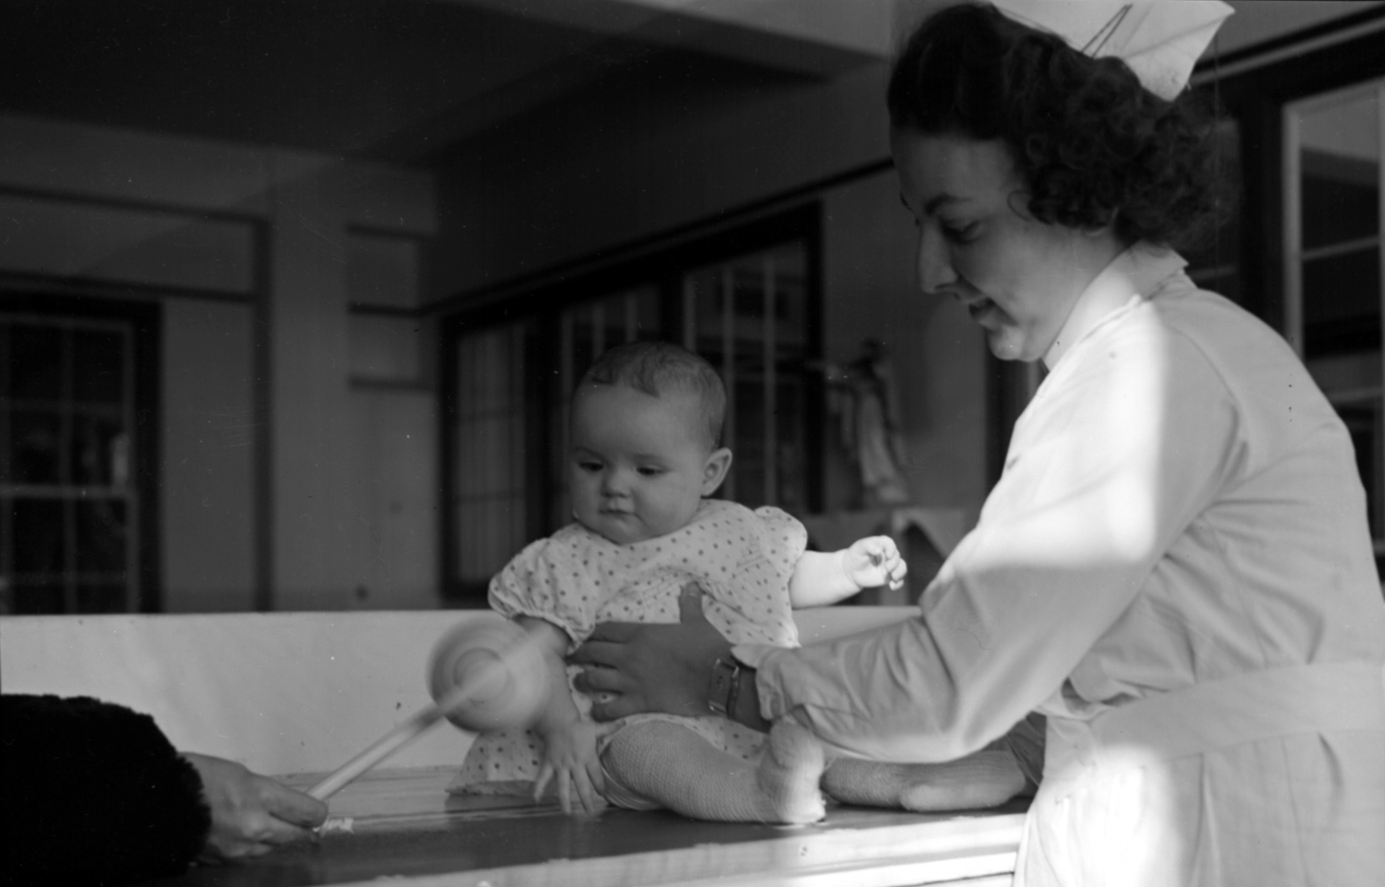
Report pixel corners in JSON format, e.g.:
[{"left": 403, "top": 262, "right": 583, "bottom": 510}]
[{"left": 708, "top": 656, "right": 738, "bottom": 715}]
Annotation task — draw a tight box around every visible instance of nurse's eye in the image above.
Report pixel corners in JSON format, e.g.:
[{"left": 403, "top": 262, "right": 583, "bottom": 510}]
[{"left": 942, "top": 220, "right": 979, "bottom": 244}]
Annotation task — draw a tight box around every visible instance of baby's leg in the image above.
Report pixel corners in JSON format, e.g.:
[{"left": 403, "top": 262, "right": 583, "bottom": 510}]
[
  {"left": 602, "top": 720, "right": 826, "bottom": 824},
  {"left": 821, "top": 747, "right": 1027, "bottom": 812}
]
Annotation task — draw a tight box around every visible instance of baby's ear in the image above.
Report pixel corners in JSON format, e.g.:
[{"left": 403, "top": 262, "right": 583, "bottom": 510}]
[{"left": 701, "top": 448, "right": 733, "bottom": 495}]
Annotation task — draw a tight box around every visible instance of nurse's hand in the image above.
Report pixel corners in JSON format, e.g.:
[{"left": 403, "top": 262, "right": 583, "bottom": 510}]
[
  {"left": 570, "top": 583, "right": 731, "bottom": 721},
  {"left": 182, "top": 753, "right": 327, "bottom": 862}
]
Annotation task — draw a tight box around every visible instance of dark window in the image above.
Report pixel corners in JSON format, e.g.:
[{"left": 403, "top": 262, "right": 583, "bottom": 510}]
[{"left": 1, "top": 296, "right": 159, "bottom": 613}]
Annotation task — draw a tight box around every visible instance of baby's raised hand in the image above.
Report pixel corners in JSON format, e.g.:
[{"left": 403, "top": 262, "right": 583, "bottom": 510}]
[
  {"left": 534, "top": 719, "right": 609, "bottom": 816},
  {"left": 844, "top": 536, "right": 908, "bottom": 590}
]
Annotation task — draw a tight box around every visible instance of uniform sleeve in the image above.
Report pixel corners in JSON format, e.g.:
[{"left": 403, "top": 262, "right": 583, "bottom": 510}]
[
  {"left": 2, "top": 694, "right": 211, "bottom": 885},
  {"left": 746, "top": 321, "right": 1244, "bottom": 761},
  {"left": 753, "top": 506, "right": 809, "bottom": 583},
  {"left": 488, "top": 534, "right": 597, "bottom": 647}
]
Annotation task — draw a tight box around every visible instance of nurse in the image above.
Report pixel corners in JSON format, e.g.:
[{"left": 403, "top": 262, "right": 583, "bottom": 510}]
[{"left": 572, "top": 3, "right": 1385, "bottom": 885}]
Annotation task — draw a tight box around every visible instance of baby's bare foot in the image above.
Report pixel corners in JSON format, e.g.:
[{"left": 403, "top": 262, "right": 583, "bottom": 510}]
[{"left": 756, "top": 720, "right": 827, "bottom": 824}]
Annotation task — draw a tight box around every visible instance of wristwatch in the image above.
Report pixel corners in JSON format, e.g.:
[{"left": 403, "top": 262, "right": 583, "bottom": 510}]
[{"left": 707, "top": 654, "right": 741, "bottom": 718}]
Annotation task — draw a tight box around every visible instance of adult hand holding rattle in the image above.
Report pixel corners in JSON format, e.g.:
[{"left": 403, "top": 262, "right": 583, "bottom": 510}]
[{"left": 183, "top": 752, "right": 326, "bottom": 861}]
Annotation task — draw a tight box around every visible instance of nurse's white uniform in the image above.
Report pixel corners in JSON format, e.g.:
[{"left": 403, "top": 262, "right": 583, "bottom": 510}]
[{"left": 735, "top": 246, "right": 1385, "bottom": 886}]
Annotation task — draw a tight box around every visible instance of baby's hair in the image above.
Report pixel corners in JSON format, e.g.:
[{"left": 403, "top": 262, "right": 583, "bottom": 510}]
[{"left": 577, "top": 341, "right": 727, "bottom": 450}]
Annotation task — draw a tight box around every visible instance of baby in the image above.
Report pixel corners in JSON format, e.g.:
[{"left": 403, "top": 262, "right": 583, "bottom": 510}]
[{"left": 449, "top": 341, "right": 906, "bottom": 824}]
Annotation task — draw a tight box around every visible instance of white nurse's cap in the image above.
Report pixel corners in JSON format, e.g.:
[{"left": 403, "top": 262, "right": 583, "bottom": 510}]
[{"left": 991, "top": 0, "right": 1234, "bottom": 99}]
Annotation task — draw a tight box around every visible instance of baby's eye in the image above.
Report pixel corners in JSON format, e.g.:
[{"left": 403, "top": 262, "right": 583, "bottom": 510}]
[
  {"left": 636, "top": 466, "right": 664, "bottom": 477},
  {"left": 577, "top": 461, "right": 603, "bottom": 473}
]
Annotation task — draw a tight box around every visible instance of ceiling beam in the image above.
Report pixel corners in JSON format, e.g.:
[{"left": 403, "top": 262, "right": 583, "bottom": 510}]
[{"left": 453, "top": 0, "right": 892, "bottom": 77}]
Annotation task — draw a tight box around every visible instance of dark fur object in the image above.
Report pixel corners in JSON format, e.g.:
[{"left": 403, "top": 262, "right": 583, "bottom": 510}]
[{"left": 2, "top": 694, "right": 212, "bottom": 885}]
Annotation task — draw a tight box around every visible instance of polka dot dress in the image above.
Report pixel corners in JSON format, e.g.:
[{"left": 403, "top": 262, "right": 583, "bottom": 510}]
[{"left": 448, "top": 500, "right": 807, "bottom": 797}]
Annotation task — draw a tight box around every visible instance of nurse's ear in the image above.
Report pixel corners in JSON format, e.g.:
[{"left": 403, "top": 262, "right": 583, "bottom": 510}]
[{"left": 701, "top": 448, "right": 733, "bottom": 496}]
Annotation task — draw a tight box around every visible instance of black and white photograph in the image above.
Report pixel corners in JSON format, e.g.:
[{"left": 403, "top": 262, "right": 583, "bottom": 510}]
[{"left": 2, "top": 1, "right": 1383, "bottom": 885}]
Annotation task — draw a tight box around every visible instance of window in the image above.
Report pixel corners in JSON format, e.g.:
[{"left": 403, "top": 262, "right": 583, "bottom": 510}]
[
  {"left": 442, "top": 208, "right": 822, "bottom": 600},
  {"left": 1284, "top": 79, "right": 1383, "bottom": 547},
  {"left": 1, "top": 297, "right": 159, "bottom": 613}
]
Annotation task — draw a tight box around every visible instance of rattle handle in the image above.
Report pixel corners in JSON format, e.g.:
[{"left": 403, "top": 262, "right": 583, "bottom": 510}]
[
  {"left": 308, "top": 704, "right": 442, "bottom": 800},
  {"left": 307, "top": 683, "right": 476, "bottom": 801}
]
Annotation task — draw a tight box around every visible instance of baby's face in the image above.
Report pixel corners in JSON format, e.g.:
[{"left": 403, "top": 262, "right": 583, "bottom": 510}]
[{"left": 569, "top": 385, "right": 723, "bottom": 545}]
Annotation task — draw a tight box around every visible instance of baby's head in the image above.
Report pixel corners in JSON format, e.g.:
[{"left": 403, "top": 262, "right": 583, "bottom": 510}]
[{"left": 569, "top": 342, "right": 732, "bottom": 545}]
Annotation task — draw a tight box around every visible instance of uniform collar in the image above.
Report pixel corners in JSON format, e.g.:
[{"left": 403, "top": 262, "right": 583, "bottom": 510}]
[{"left": 1043, "top": 244, "right": 1187, "bottom": 370}]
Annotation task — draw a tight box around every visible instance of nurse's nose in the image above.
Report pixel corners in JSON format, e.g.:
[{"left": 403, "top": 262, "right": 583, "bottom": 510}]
[{"left": 916, "top": 225, "right": 958, "bottom": 296}]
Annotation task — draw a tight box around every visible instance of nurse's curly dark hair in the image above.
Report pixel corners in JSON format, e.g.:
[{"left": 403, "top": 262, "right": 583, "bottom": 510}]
[{"left": 887, "top": 3, "right": 1234, "bottom": 251}]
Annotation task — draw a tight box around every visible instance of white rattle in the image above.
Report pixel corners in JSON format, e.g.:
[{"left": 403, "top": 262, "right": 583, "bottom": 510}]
[{"left": 308, "top": 618, "right": 547, "bottom": 800}]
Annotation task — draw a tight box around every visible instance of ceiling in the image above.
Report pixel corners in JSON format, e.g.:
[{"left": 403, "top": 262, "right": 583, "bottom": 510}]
[
  {"left": 0, "top": 0, "right": 886, "bottom": 167},
  {"left": 2, "top": 1, "right": 1378, "bottom": 170}
]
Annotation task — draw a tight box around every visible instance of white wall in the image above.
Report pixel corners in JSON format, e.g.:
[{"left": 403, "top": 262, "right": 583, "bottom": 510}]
[{"left": 1, "top": 607, "right": 916, "bottom": 775}]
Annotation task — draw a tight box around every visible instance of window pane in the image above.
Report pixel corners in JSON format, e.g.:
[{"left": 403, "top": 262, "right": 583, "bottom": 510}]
[
  {"left": 72, "top": 328, "right": 125, "bottom": 403},
  {"left": 13, "top": 498, "right": 64, "bottom": 573},
  {"left": 12, "top": 580, "right": 64, "bottom": 615},
  {"left": 1308, "top": 351, "right": 1382, "bottom": 398},
  {"left": 10, "top": 409, "right": 62, "bottom": 484},
  {"left": 76, "top": 500, "right": 127, "bottom": 572},
  {"left": 453, "top": 321, "right": 531, "bottom": 590},
  {"left": 685, "top": 243, "right": 809, "bottom": 509},
  {"left": 9, "top": 323, "right": 61, "bottom": 400},
  {"left": 1299, "top": 92, "right": 1379, "bottom": 251},
  {"left": 1338, "top": 399, "right": 1383, "bottom": 541},
  {"left": 775, "top": 379, "right": 808, "bottom": 513},
  {"left": 1, "top": 310, "right": 143, "bottom": 615},
  {"left": 1290, "top": 79, "right": 1385, "bottom": 554},
  {"left": 76, "top": 582, "right": 128, "bottom": 613},
  {"left": 1302, "top": 247, "right": 1382, "bottom": 357},
  {"left": 71, "top": 416, "right": 128, "bottom": 486}
]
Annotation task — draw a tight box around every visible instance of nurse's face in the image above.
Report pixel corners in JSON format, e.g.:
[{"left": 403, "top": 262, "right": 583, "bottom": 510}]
[{"left": 891, "top": 129, "right": 1107, "bottom": 363}]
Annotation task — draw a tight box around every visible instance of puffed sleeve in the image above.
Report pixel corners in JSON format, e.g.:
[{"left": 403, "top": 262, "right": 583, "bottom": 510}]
[
  {"left": 2, "top": 694, "right": 212, "bottom": 885},
  {"left": 740, "top": 317, "right": 1243, "bottom": 761},
  {"left": 753, "top": 506, "right": 809, "bottom": 583},
  {"left": 487, "top": 531, "right": 601, "bottom": 646}
]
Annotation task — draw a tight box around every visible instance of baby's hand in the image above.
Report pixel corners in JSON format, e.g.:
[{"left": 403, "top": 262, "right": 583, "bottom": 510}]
[
  {"left": 534, "top": 719, "right": 609, "bottom": 815},
  {"left": 844, "top": 536, "right": 908, "bottom": 591}
]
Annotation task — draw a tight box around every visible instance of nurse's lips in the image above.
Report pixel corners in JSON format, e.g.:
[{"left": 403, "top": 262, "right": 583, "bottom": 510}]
[{"left": 964, "top": 296, "right": 1000, "bottom": 325}]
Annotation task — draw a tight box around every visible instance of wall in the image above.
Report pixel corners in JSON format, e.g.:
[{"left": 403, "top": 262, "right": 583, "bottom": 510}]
[
  {"left": 1, "top": 607, "right": 917, "bottom": 775},
  {"left": 0, "top": 115, "right": 437, "bottom": 611},
  {"left": 432, "top": 58, "right": 994, "bottom": 521},
  {"left": 432, "top": 61, "right": 894, "bottom": 297},
  {"left": 822, "top": 171, "right": 988, "bottom": 513},
  {"left": 162, "top": 299, "right": 257, "bottom": 611}
]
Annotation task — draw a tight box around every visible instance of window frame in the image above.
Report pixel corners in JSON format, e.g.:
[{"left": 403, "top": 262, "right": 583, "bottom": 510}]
[
  {"left": 1, "top": 292, "right": 162, "bottom": 613},
  {"left": 439, "top": 204, "right": 825, "bottom": 603}
]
